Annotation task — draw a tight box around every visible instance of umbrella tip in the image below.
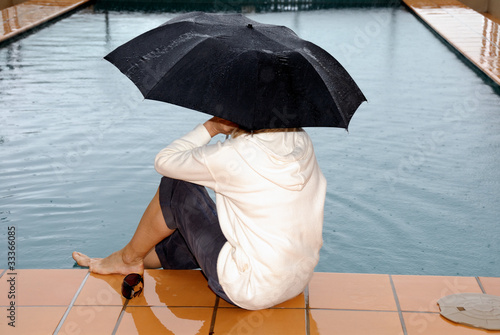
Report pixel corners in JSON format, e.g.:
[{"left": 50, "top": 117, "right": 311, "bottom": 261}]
[{"left": 247, "top": 24, "right": 253, "bottom": 29}]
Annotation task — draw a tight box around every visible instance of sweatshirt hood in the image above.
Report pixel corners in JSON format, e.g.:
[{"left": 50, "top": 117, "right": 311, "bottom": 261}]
[{"left": 233, "top": 131, "right": 316, "bottom": 191}]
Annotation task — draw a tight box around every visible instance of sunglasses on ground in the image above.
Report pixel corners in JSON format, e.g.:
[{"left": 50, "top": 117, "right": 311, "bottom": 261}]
[{"left": 121, "top": 273, "right": 144, "bottom": 299}]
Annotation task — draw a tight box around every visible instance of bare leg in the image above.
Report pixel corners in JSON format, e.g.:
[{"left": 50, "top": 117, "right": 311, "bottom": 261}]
[
  {"left": 73, "top": 187, "right": 174, "bottom": 275},
  {"left": 144, "top": 248, "right": 162, "bottom": 269}
]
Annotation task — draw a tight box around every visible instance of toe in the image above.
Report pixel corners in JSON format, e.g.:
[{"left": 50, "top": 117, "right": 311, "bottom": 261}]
[{"left": 72, "top": 251, "right": 91, "bottom": 267}]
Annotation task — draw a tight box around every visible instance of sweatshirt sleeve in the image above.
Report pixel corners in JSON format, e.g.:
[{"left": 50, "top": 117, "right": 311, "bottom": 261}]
[{"left": 154, "top": 124, "right": 216, "bottom": 189}]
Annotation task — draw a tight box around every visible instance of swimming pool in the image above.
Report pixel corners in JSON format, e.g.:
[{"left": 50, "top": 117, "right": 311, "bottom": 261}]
[{"left": 1, "top": 6, "right": 499, "bottom": 277}]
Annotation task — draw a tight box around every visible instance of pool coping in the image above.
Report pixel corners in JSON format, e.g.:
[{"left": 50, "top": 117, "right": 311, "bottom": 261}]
[
  {"left": 0, "top": 269, "right": 499, "bottom": 334},
  {"left": 402, "top": 0, "right": 500, "bottom": 87},
  {"left": 1, "top": 0, "right": 499, "bottom": 89},
  {"left": 0, "top": 0, "right": 94, "bottom": 45}
]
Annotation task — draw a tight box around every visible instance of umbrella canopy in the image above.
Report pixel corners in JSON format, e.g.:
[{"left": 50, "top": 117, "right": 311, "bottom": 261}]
[{"left": 104, "top": 12, "right": 366, "bottom": 130}]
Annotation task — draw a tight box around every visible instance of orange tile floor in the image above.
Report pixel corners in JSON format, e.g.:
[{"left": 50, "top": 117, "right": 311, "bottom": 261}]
[
  {"left": 0, "top": 269, "right": 499, "bottom": 334},
  {"left": 403, "top": 0, "right": 500, "bottom": 86},
  {"left": 0, "top": 0, "right": 92, "bottom": 43}
]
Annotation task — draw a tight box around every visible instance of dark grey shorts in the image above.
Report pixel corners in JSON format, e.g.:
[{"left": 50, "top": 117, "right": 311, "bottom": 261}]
[{"left": 155, "top": 177, "right": 233, "bottom": 305}]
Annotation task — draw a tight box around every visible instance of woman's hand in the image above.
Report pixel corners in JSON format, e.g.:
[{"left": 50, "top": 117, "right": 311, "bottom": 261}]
[{"left": 203, "top": 117, "right": 239, "bottom": 137}]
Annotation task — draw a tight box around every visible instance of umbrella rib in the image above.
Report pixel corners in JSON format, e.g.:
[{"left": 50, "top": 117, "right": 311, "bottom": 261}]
[
  {"left": 143, "top": 36, "right": 213, "bottom": 101},
  {"left": 245, "top": 27, "right": 357, "bottom": 128},
  {"left": 299, "top": 41, "right": 366, "bottom": 127}
]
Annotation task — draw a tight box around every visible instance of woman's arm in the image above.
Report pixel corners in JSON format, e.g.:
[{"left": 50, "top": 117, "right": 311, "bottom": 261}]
[{"left": 154, "top": 118, "right": 237, "bottom": 188}]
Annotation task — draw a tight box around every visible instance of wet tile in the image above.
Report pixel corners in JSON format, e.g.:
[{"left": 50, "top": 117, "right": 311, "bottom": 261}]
[
  {"left": 269, "top": 292, "right": 306, "bottom": 308},
  {"left": 74, "top": 273, "right": 126, "bottom": 306},
  {"left": 481, "top": 65, "right": 500, "bottom": 75},
  {"left": 439, "top": 31, "right": 479, "bottom": 39},
  {"left": 479, "top": 277, "right": 500, "bottom": 296},
  {"left": 453, "top": 32, "right": 485, "bottom": 39},
  {"left": 392, "top": 275, "right": 482, "bottom": 312},
  {"left": 309, "top": 273, "right": 397, "bottom": 311},
  {"left": 475, "top": 55, "right": 500, "bottom": 63},
  {"left": 309, "top": 310, "right": 404, "bottom": 335},
  {"left": 404, "top": 0, "right": 500, "bottom": 86},
  {"left": 403, "top": 312, "right": 497, "bottom": 334},
  {"left": 455, "top": 45, "right": 492, "bottom": 53},
  {"left": 75, "top": 270, "right": 217, "bottom": 308},
  {"left": 0, "top": 269, "right": 88, "bottom": 306},
  {"left": 0, "top": 306, "right": 67, "bottom": 334},
  {"left": 58, "top": 306, "right": 122, "bottom": 335},
  {"left": 115, "top": 306, "right": 213, "bottom": 334},
  {"left": 127, "top": 269, "right": 217, "bottom": 307},
  {"left": 218, "top": 292, "right": 305, "bottom": 309},
  {"left": 0, "top": 0, "right": 91, "bottom": 42},
  {"left": 214, "top": 308, "right": 306, "bottom": 335},
  {"left": 455, "top": 41, "right": 491, "bottom": 47}
]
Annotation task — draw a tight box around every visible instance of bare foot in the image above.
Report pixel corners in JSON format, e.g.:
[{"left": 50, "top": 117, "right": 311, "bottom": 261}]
[{"left": 72, "top": 250, "right": 144, "bottom": 275}]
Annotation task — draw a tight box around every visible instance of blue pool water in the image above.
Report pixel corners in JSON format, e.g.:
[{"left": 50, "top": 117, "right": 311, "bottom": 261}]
[{"left": 1, "top": 6, "right": 499, "bottom": 276}]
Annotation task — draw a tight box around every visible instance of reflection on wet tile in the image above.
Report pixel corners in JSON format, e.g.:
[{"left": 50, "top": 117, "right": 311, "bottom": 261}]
[
  {"left": 75, "top": 270, "right": 217, "bottom": 308},
  {"left": 116, "top": 306, "right": 213, "bottom": 335},
  {"left": 126, "top": 270, "right": 217, "bottom": 307},
  {"left": 214, "top": 308, "right": 306, "bottom": 335},
  {"left": 74, "top": 273, "right": 125, "bottom": 306},
  {"left": 309, "top": 310, "right": 404, "bottom": 335},
  {"left": 0, "top": 269, "right": 87, "bottom": 306},
  {"left": 0, "top": 306, "right": 67, "bottom": 334},
  {"left": 58, "top": 306, "right": 122, "bottom": 335},
  {"left": 392, "top": 275, "right": 482, "bottom": 312},
  {"left": 309, "top": 273, "right": 397, "bottom": 311},
  {"left": 218, "top": 292, "right": 305, "bottom": 309}
]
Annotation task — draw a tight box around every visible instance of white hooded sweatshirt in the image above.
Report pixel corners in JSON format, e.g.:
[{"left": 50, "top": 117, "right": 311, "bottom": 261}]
[{"left": 155, "top": 124, "right": 326, "bottom": 310}]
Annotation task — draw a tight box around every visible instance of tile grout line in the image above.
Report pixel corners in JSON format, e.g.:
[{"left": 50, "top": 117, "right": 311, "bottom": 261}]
[
  {"left": 209, "top": 296, "right": 220, "bottom": 335},
  {"left": 475, "top": 277, "right": 486, "bottom": 293},
  {"left": 53, "top": 271, "right": 90, "bottom": 335},
  {"left": 305, "top": 285, "right": 310, "bottom": 335},
  {"left": 111, "top": 299, "right": 129, "bottom": 335},
  {"left": 389, "top": 275, "right": 408, "bottom": 335}
]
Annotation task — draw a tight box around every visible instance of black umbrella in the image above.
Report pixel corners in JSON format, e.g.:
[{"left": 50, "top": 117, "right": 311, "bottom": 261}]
[{"left": 105, "top": 12, "right": 366, "bottom": 130}]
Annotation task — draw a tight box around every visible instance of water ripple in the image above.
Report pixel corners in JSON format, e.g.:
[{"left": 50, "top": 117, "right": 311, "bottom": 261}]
[{"left": 0, "top": 8, "right": 499, "bottom": 276}]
